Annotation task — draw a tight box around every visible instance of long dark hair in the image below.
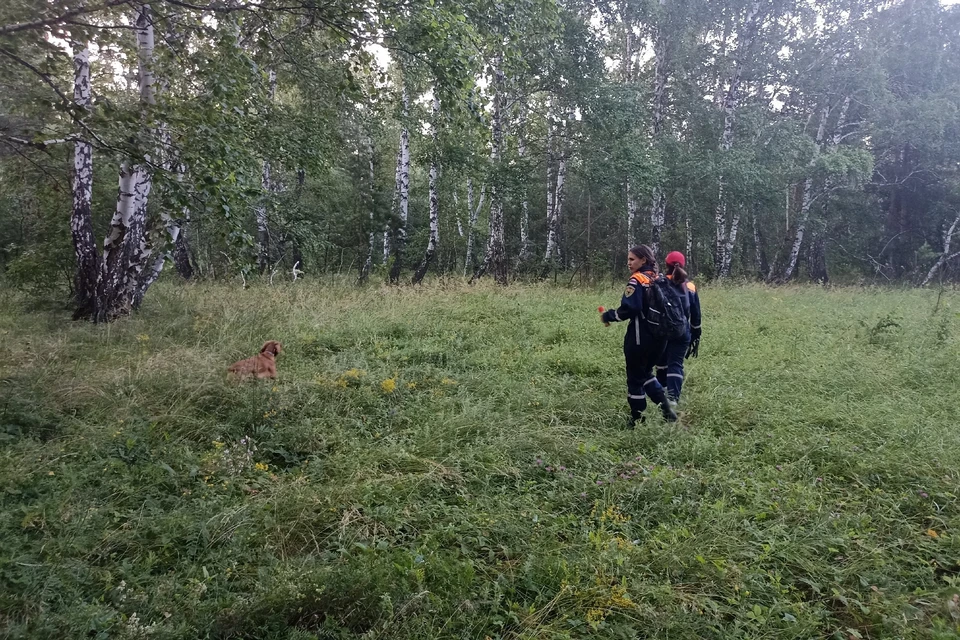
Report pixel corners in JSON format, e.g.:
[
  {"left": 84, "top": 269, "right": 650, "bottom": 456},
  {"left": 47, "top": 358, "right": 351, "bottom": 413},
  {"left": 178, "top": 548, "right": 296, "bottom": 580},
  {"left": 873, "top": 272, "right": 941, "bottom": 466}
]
[
  {"left": 665, "top": 262, "right": 688, "bottom": 285},
  {"left": 629, "top": 245, "right": 658, "bottom": 273}
]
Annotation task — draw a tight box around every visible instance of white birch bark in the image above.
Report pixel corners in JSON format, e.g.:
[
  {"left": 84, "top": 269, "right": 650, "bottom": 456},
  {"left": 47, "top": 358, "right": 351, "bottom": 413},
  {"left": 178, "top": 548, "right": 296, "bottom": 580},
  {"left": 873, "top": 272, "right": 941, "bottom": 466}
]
[
  {"left": 714, "top": 0, "right": 762, "bottom": 278},
  {"left": 96, "top": 3, "right": 156, "bottom": 321},
  {"left": 414, "top": 95, "right": 441, "bottom": 284},
  {"left": 389, "top": 87, "right": 411, "bottom": 283},
  {"left": 753, "top": 212, "right": 764, "bottom": 276},
  {"left": 360, "top": 135, "right": 376, "bottom": 283},
  {"left": 71, "top": 42, "right": 98, "bottom": 317},
  {"left": 649, "top": 0, "right": 668, "bottom": 257},
  {"left": 475, "top": 56, "right": 507, "bottom": 284},
  {"left": 721, "top": 208, "right": 741, "bottom": 276},
  {"left": 384, "top": 140, "right": 401, "bottom": 263},
  {"left": 255, "top": 68, "right": 277, "bottom": 272},
  {"left": 626, "top": 180, "right": 638, "bottom": 252},
  {"left": 464, "top": 179, "right": 485, "bottom": 275},
  {"left": 545, "top": 144, "right": 566, "bottom": 265},
  {"left": 545, "top": 99, "right": 555, "bottom": 251},
  {"left": 622, "top": 12, "right": 639, "bottom": 249},
  {"left": 517, "top": 103, "right": 531, "bottom": 264},
  {"left": 782, "top": 100, "right": 833, "bottom": 281},
  {"left": 921, "top": 213, "right": 960, "bottom": 286}
]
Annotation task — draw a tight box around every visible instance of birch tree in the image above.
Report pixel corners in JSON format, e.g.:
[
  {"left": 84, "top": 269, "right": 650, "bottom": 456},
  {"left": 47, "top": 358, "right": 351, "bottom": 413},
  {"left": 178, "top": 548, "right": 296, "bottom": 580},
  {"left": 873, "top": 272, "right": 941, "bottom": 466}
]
[
  {"left": 256, "top": 68, "right": 277, "bottom": 273},
  {"left": 95, "top": 2, "right": 157, "bottom": 322},
  {"left": 389, "top": 86, "right": 411, "bottom": 284},
  {"left": 713, "top": 0, "right": 762, "bottom": 278},
  {"left": 474, "top": 55, "right": 508, "bottom": 285},
  {"left": 70, "top": 42, "right": 98, "bottom": 318},
  {"left": 648, "top": 0, "right": 668, "bottom": 257},
  {"left": 413, "top": 94, "right": 441, "bottom": 284}
]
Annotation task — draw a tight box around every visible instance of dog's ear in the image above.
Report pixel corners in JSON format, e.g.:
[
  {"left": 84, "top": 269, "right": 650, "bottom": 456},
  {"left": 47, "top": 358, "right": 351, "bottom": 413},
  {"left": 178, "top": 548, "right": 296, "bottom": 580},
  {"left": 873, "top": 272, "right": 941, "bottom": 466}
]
[{"left": 261, "top": 340, "right": 281, "bottom": 356}]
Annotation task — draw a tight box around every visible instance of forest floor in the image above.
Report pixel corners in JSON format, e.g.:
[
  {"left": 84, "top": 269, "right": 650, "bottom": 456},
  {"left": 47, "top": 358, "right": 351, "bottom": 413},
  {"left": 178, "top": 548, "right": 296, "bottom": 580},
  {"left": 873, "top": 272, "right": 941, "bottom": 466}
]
[{"left": 1, "top": 280, "right": 959, "bottom": 639}]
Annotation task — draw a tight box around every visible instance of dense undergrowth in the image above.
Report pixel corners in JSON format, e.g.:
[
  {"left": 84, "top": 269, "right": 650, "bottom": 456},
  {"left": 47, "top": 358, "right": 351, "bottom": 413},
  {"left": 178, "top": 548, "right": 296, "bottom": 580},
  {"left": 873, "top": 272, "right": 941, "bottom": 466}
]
[{"left": 1, "top": 280, "right": 959, "bottom": 639}]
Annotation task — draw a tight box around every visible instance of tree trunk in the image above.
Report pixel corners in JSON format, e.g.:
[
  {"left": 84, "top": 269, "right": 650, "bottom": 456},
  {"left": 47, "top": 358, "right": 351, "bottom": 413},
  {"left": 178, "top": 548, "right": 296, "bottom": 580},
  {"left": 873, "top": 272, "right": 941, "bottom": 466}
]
[
  {"left": 807, "top": 222, "right": 829, "bottom": 284},
  {"left": 474, "top": 56, "right": 507, "bottom": 285},
  {"left": 173, "top": 219, "right": 194, "bottom": 279},
  {"left": 649, "top": 0, "right": 668, "bottom": 257},
  {"left": 464, "top": 179, "right": 484, "bottom": 276},
  {"left": 714, "top": 0, "right": 762, "bottom": 278},
  {"left": 359, "top": 135, "right": 376, "bottom": 284},
  {"left": 545, "top": 99, "right": 556, "bottom": 255},
  {"left": 389, "top": 87, "right": 410, "bottom": 284},
  {"left": 752, "top": 208, "right": 768, "bottom": 278},
  {"left": 621, "top": 5, "right": 640, "bottom": 254},
  {"left": 721, "top": 207, "right": 741, "bottom": 277},
  {"left": 516, "top": 102, "right": 531, "bottom": 267},
  {"left": 921, "top": 212, "right": 960, "bottom": 286},
  {"left": 782, "top": 101, "right": 831, "bottom": 281},
  {"left": 384, "top": 138, "right": 402, "bottom": 264},
  {"left": 70, "top": 42, "right": 98, "bottom": 319},
  {"left": 626, "top": 179, "right": 638, "bottom": 253},
  {"left": 94, "top": 3, "right": 156, "bottom": 322},
  {"left": 256, "top": 68, "right": 277, "bottom": 273},
  {"left": 413, "top": 95, "right": 441, "bottom": 284},
  {"left": 543, "top": 144, "right": 566, "bottom": 273}
]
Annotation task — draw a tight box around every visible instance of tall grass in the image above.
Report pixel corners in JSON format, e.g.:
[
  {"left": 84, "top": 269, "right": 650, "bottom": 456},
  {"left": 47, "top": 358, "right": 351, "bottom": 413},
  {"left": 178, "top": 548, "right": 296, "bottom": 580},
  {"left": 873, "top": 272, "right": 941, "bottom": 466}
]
[{"left": 1, "top": 281, "right": 958, "bottom": 639}]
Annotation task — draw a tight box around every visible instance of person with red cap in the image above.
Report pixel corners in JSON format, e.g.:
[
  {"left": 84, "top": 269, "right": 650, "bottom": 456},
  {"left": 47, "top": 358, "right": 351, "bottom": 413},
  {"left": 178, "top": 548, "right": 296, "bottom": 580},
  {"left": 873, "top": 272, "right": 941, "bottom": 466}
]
[{"left": 656, "top": 251, "right": 702, "bottom": 404}]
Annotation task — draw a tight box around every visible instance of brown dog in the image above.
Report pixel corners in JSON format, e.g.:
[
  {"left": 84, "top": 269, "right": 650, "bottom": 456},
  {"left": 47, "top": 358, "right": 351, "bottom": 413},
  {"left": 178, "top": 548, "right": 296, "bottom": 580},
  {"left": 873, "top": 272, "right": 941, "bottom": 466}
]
[{"left": 227, "top": 340, "right": 282, "bottom": 379}]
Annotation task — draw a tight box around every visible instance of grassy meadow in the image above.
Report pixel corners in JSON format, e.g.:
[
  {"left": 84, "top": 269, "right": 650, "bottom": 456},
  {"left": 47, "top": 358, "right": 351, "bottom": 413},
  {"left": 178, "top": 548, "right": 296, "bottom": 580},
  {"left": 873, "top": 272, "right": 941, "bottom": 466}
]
[{"left": 1, "top": 280, "right": 959, "bottom": 639}]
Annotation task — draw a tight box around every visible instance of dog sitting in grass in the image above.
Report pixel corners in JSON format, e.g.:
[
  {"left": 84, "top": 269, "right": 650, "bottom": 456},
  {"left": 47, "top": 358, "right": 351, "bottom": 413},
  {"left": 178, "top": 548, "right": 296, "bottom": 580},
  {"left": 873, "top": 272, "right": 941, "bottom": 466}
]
[{"left": 228, "top": 341, "right": 282, "bottom": 379}]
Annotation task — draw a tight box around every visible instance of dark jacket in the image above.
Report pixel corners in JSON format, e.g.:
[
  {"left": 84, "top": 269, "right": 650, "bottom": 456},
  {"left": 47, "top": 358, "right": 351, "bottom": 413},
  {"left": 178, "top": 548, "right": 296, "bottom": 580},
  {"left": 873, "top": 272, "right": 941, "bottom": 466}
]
[{"left": 602, "top": 266, "right": 660, "bottom": 347}]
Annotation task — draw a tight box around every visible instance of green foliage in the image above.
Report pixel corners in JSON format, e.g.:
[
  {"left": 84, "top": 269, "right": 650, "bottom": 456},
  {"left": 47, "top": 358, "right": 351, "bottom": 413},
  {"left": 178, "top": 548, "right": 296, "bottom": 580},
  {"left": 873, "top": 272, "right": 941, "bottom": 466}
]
[{"left": 1, "top": 282, "right": 959, "bottom": 638}]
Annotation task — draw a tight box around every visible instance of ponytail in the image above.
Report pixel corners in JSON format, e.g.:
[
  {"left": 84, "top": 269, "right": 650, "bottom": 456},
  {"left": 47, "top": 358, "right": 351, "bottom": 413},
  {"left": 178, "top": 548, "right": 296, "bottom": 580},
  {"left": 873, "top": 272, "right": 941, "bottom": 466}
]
[{"left": 667, "top": 262, "right": 688, "bottom": 284}]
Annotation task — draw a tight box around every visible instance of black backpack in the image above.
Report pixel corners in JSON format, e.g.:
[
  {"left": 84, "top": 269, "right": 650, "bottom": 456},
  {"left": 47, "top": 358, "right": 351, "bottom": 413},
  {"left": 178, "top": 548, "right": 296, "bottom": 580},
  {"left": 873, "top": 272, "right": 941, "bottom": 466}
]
[{"left": 642, "top": 274, "right": 688, "bottom": 340}]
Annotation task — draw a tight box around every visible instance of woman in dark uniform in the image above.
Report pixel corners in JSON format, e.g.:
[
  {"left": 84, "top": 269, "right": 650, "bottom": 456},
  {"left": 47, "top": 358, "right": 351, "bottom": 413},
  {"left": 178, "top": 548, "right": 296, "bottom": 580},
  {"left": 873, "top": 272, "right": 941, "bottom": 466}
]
[
  {"left": 655, "top": 251, "right": 702, "bottom": 405},
  {"left": 600, "top": 245, "right": 678, "bottom": 425}
]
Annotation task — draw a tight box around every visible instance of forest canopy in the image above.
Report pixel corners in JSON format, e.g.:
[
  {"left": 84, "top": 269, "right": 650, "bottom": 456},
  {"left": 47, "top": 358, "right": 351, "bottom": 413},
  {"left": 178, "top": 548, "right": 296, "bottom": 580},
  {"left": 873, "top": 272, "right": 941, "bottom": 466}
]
[{"left": 2, "top": 0, "right": 960, "bottom": 318}]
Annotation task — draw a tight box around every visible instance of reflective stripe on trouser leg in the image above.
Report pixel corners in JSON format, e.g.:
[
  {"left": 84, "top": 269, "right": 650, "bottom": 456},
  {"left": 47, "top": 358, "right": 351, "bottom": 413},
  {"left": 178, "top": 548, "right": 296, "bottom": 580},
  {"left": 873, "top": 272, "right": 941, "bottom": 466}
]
[
  {"left": 642, "top": 376, "right": 668, "bottom": 407},
  {"left": 625, "top": 336, "right": 667, "bottom": 417},
  {"left": 656, "top": 364, "right": 667, "bottom": 387},
  {"left": 660, "top": 337, "right": 689, "bottom": 401}
]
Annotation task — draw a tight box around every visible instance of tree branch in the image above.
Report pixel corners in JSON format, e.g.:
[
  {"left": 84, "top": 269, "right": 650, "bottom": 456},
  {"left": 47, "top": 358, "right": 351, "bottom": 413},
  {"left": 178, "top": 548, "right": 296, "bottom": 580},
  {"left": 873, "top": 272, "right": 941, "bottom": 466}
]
[{"left": 0, "top": 0, "right": 133, "bottom": 36}]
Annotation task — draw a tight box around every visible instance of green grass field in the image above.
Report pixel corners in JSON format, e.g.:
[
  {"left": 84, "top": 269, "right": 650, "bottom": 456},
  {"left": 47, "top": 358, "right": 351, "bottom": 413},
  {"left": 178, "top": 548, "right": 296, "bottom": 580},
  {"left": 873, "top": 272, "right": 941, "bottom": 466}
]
[{"left": 1, "top": 281, "right": 959, "bottom": 639}]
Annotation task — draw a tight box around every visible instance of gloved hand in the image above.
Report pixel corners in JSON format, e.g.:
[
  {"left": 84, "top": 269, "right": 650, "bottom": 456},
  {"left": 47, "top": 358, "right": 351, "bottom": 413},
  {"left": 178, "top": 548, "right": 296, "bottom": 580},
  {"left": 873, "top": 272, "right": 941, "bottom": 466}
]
[
  {"left": 600, "top": 308, "right": 616, "bottom": 324},
  {"left": 685, "top": 337, "right": 700, "bottom": 359},
  {"left": 691, "top": 327, "right": 702, "bottom": 342}
]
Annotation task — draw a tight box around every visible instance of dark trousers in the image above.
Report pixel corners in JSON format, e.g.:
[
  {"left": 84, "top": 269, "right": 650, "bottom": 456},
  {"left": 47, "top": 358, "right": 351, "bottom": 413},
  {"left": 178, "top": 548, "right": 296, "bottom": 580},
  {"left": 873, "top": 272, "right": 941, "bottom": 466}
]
[
  {"left": 624, "top": 332, "right": 668, "bottom": 419},
  {"left": 656, "top": 332, "right": 691, "bottom": 401}
]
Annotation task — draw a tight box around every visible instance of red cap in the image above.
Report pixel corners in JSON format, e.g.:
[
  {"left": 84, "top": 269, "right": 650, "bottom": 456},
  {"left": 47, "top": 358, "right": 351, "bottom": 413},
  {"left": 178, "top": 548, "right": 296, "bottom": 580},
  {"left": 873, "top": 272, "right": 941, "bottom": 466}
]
[{"left": 665, "top": 251, "right": 686, "bottom": 267}]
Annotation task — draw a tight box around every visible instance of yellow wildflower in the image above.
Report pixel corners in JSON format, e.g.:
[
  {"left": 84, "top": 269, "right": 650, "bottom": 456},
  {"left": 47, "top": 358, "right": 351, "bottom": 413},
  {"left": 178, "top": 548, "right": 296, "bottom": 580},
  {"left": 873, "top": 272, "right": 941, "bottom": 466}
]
[{"left": 381, "top": 378, "right": 397, "bottom": 393}]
